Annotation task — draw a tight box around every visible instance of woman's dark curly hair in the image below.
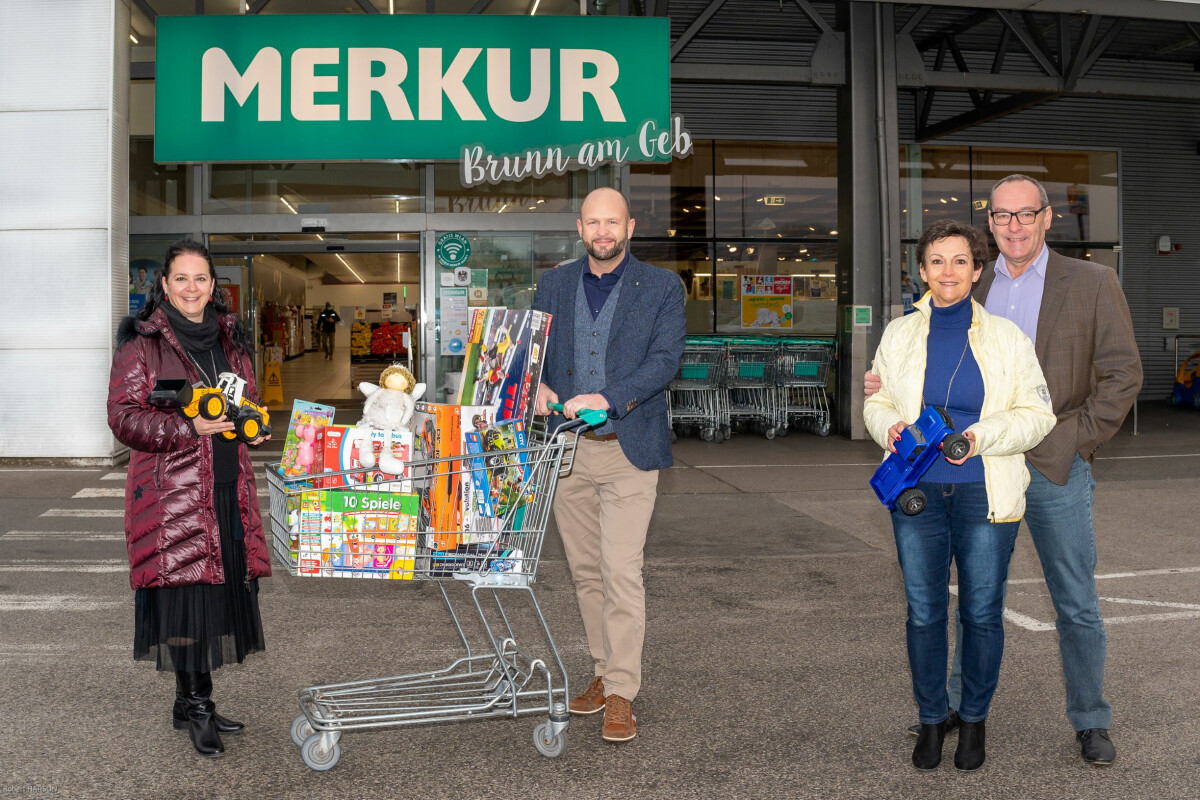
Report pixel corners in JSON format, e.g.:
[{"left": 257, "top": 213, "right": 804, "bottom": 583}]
[{"left": 916, "top": 220, "right": 990, "bottom": 270}]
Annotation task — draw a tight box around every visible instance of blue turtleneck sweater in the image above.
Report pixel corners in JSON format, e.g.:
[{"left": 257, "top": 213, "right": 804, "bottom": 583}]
[{"left": 922, "top": 296, "right": 985, "bottom": 484}]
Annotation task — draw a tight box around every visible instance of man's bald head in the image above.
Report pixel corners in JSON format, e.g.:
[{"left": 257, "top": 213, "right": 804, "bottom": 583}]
[{"left": 577, "top": 188, "right": 635, "bottom": 271}]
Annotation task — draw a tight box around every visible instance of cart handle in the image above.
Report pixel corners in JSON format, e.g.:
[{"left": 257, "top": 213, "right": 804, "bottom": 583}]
[{"left": 547, "top": 402, "right": 608, "bottom": 428}]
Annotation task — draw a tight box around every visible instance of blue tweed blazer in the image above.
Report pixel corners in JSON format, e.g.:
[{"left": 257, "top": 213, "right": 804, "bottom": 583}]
[{"left": 532, "top": 254, "right": 686, "bottom": 471}]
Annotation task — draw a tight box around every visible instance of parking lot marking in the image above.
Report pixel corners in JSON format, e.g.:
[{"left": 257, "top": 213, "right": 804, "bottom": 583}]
[
  {"left": 2, "top": 531, "right": 123, "bottom": 541},
  {"left": 101, "top": 472, "right": 126, "bottom": 480},
  {"left": 0, "top": 559, "right": 125, "bottom": 572},
  {"left": 1007, "top": 566, "right": 1200, "bottom": 586},
  {"left": 73, "top": 488, "right": 123, "bottom": 498},
  {"left": 948, "top": 586, "right": 1056, "bottom": 632},
  {"left": 41, "top": 509, "right": 123, "bottom": 518},
  {"left": 0, "top": 595, "right": 123, "bottom": 611}
]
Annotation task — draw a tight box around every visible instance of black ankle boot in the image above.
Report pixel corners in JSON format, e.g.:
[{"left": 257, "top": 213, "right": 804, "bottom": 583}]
[
  {"left": 176, "top": 671, "right": 225, "bottom": 757},
  {"left": 955, "top": 720, "right": 986, "bottom": 771},
  {"left": 173, "top": 677, "right": 245, "bottom": 735},
  {"left": 912, "top": 719, "right": 947, "bottom": 770}
]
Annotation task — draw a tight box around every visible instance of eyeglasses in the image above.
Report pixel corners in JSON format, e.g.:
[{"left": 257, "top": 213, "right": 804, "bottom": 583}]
[{"left": 989, "top": 206, "right": 1048, "bottom": 225}]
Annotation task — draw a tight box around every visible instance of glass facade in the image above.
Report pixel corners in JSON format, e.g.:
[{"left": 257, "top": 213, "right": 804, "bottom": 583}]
[{"left": 206, "top": 162, "right": 424, "bottom": 215}]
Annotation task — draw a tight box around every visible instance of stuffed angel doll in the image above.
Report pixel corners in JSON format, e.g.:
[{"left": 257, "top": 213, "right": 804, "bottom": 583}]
[{"left": 354, "top": 364, "right": 426, "bottom": 475}]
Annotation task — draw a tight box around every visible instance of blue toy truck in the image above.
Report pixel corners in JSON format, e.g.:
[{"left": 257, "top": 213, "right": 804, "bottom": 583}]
[{"left": 870, "top": 406, "right": 972, "bottom": 516}]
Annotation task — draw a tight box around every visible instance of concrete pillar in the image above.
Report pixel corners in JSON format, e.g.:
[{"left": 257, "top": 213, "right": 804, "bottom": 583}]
[
  {"left": 835, "top": 1, "right": 900, "bottom": 439},
  {"left": 0, "top": 1, "right": 130, "bottom": 461}
]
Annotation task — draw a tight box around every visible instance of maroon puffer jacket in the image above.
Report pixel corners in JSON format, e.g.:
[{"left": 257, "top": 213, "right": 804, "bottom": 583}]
[{"left": 108, "top": 307, "right": 271, "bottom": 590}]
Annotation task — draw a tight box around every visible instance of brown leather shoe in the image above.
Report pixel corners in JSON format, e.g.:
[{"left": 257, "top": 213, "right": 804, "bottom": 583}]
[
  {"left": 569, "top": 676, "right": 606, "bottom": 715},
  {"left": 601, "top": 694, "right": 637, "bottom": 742}
]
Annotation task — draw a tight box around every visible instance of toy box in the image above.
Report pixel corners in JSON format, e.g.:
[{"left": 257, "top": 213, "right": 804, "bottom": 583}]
[
  {"left": 293, "top": 490, "right": 419, "bottom": 579},
  {"left": 458, "top": 308, "right": 552, "bottom": 430},
  {"left": 463, "top": 420, "right": 533, "bottom": 535},
  {"left": 411, "top": 403, "right": 463, "bottom": 550},
  {"left": 316, "top": 425, "right": 414, "bottom": 492},
  {"left": 278, "top": 400, "right": 336, "bottom": 478}
]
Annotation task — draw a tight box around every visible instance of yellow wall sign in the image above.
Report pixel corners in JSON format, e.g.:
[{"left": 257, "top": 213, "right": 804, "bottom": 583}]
[{"left": 741, "top": 275, "right": 793, "bottom": 329}]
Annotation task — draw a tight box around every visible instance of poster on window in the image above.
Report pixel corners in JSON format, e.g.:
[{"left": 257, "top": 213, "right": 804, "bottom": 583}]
[
  {"left": 439, "top": 287, "right": 471, "bottom": 355},
  {"left": 740, "top": 276, "right": 793, "bottom": 329}
]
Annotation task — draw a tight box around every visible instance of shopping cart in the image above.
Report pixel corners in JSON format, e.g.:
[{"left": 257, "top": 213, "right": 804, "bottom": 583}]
[
  {"left": 776, "top": 339, "right": 835, "bottom": 437},
  {"left": 266, "top": 417, "right": 589, "bottom": 771},
  {"left": 724, "top": 341, "right": 782, "bottom": 438},
  {"left": 668, "top": 340, "right": 728, "bottom": 442}
]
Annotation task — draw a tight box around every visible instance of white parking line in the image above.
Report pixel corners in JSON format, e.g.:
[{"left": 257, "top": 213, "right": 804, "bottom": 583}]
[
  {"left": 1098, "top": 597, "right": 1200, "bottom": 611},
  {"left": 73, "top": 488, "right": 123, "bottom": 498},
  {"left": 41, "top": 509, "right": 123, "bottom": 518},
  {"left": 3, "top": 531, "right": 123, "bottom": 541},
  {"left": 0, "top": 559, "right": 126, "bottom": 572},
  {"left": 1007, "top": 566, "right": 1200, "bottom": 586},
  {"left": 101, "top": 472, "right": 127, "bottom": 480},
  {"left": 0, "top": 595, "right": 124, "bottom": 611}
]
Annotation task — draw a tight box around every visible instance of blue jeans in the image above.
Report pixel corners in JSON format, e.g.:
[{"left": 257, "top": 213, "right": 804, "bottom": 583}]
[
  {"left": 949, "top": 456, "right": 1111, "bottom": 731},
  {"left": 892, "top": 481, "right": 1019, "bottom": 724}
]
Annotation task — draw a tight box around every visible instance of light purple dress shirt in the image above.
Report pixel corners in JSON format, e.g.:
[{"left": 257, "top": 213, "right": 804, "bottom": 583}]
[{"left": 983, "top": 244, "right": 1048, "bottom": 346}]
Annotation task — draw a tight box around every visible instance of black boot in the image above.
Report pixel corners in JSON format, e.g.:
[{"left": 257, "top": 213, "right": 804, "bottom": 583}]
[
  {"left": 176, "top": 671, "right": 225, "bottom": 757},
  {"left": 912, "top": 719, "right": 947, "bottom": 771},
  {"left": 173, "top": 684, "right": 245, "bottom": 735},
  {"left": 955, "top": 720, "right": 986, "bottom": 771}
]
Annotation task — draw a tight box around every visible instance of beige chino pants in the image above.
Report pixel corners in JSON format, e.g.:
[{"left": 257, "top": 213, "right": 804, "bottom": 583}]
[{"left": 552, "top": 436, "right": 659, "bottom": 702}]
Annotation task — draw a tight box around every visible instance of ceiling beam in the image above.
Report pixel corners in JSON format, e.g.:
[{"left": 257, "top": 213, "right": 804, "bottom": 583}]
[
  {"left": 788, "top": 0, "right": 833, "bottom": 35},
  {"left": 917, "top": 91, "right": 1058, "bottom": 141},
  {"left": 130, "top": 0, "right": 157, "bottom": 22},
  {"left": 995, "top": 10, "right": 1060, "bottom": 76},
  {"left": 669, "top": 0, "right": 729, "bottom": 60},
  {"left": 1063, "top": 13, "right": 1102, "bottom": 90},
  {"left": 916, "top": 8, "right": 992, "bottom": 51}
]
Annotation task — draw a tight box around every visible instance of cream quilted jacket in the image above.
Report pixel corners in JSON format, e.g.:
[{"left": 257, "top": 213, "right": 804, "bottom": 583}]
[{"left": 864, "top": 295, "right": 1057, "bottom": 522}]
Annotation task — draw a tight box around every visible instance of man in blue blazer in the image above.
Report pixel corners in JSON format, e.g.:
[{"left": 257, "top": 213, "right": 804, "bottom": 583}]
[{"left": 533, "top": 187, "right": 685, "bottom": 743}]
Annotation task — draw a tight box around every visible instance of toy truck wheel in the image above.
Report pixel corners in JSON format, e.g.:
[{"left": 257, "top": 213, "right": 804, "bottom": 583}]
[
  {"left": 237, "top": 412, "right": 263, "bottom": 441},
  {"left": 898, "top": 488, "right": 926, "bottom": 516},
  {"left": 198, "top": 393, "right": 227, "bottom": 420},
  {"left": 942, "top": 433, "right": 971, "bottom": 461}
]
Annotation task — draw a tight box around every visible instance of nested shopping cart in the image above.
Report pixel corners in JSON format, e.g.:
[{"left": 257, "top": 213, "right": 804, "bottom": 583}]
[
  {"left": 266, "top": 420, "right": 585, "bottom": 771},
  {"left": 777, "top": 339, "right": 835, "bottom": 437},
  {"left": 667, "top": 339, "right": 728, "bottom": 442},
  {"left": 725, "top": 341, "right": 783, "bottom": 438}
]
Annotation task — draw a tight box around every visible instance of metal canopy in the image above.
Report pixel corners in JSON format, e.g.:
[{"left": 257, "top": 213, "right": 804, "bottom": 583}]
[{"left": 865, "top": 0, "right": 1200, "bottom": 26}]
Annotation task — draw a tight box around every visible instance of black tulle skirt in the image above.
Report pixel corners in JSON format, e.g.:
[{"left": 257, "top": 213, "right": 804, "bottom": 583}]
[{"left": 133, "top": 482, "right": 265, "bottom": 672}]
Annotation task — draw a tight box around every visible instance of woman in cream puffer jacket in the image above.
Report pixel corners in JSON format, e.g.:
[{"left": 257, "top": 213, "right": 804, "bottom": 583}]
[{"left": 864, "top": 220, "right": 1055, "bottom": 774}]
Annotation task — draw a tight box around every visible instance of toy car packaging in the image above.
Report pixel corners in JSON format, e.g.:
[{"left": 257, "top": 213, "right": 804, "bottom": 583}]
[
  {"left": 463, "top": 420, "right": 533, "bottom": 536},
  {"left": 411, "top": 403, "right": 463, "bottom": 550},
  {"left": 457, "top": 308, "right": 552, "bottom": 430}
]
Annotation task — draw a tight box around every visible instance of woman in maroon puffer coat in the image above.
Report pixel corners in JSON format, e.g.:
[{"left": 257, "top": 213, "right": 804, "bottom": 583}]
[{"left": 108, "top": 239, "right": 271, "bottom": 758}]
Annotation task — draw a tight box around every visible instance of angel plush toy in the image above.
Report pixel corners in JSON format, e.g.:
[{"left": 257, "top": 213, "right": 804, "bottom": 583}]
[{"left": 354, "top": 364, "right": 426, "bottom": 476}]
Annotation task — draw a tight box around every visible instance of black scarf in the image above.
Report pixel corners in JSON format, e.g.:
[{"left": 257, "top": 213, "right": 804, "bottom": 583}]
[{"left": 162, "top": 302, "right": 221, "bottom": 354}]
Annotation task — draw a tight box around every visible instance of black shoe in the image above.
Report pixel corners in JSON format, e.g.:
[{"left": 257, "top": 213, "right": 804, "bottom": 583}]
[
  {"left": 176, "top": 671, "right": 225, "bottom": 757},
  {"left": 908, "top": 708, "right": 960, "bottom": 738},
  {"left": 912, "top": 720, "right": 947, "bottom": 771},
  {"left": 954, "top": 720, "right": 986, "bottom": 771},
  {"left": 1077, "top": 728, "right": 1116, "bottom": 766}
]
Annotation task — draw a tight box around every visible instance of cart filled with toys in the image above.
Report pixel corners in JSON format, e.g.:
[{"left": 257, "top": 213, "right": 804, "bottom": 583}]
[{"left": 268, "top": 310, "right": 604, "bottom": 771}]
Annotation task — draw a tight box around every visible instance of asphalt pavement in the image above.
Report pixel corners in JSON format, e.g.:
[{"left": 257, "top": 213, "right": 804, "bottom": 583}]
[{"left": 3, "top": 401, "right": 1200, "bottom": 800}]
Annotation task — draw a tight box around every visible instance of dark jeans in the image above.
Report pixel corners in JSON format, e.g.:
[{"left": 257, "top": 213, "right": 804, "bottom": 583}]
[
  {"left": 892, "top": 481, "right": 1019, "bottom": 724},
  {"left": 948, "top": 456, "right": 1111, "bottom": 731}
]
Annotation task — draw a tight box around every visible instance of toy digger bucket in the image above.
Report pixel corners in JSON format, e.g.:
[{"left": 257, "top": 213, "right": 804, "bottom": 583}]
[
  {"left": 547, "top": 402, "right": 608, "bottom": 428},
  {"left": 148, "top": 379, "right": 188, "bottom": 407}
]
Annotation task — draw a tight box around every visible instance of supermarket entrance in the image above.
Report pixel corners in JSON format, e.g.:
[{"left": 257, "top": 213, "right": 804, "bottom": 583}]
[{"left": 209, "top": 235, "right": 422, "bottom": 400}]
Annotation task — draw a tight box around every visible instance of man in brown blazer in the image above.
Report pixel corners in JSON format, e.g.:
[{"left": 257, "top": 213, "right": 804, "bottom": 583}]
[{"left": 869, "top": 174, "right": 1141, "bottom": 766}]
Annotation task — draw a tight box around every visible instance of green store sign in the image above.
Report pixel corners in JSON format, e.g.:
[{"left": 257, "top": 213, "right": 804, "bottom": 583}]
[{"left": 154, "top": 14, "right": 672, "bottom": 174}]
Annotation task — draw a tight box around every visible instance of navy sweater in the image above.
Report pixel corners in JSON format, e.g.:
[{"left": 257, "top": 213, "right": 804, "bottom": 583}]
[{"left": 922, "top": 296, "right": 985, "bottom": 483}]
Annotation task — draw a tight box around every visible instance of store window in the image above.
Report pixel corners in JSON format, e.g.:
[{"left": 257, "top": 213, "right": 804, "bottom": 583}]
[
  {"left": 130, "top": 138, "right": 191, "bottom": 216},
  {"left": 205, "top": 162, "right": 424, "bottom": 215},
  {"left": 629, "top": 242, "right": 715, "bottom": 334},
  {"left": 715, "top": 242, "right": 837, "bottom": 335},
  {"left": 714, "top": 142, "right": 837, "bottom": 240},
  {"left": 431, "top": 163, "right": 618, "bottom": 214},
  {"left": 628, "top": 141, "right": 713, "bottom": 239}
]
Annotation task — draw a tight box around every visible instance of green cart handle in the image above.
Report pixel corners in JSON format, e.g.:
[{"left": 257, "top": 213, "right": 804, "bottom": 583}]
[{"left": 547, "top": 401, "right": 609, "bottom": 428}]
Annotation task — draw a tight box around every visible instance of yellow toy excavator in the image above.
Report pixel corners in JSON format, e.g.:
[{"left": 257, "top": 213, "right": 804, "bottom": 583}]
[{"left": 149, "top": 372, "right": 271, "bottom": 442}]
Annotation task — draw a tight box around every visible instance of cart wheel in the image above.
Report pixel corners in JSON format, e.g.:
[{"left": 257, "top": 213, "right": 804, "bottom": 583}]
[
  {"left": 700, "top": 427, "right": 715, "bottom": 442},
  {"left": 532, "top": 722, "right": 567, "bottom": 758},
  {"left": 720, "top": 426, "right": 731, "bottom": 441},
  {"left": 301, "top": 733, "right": 341, "bottom": 771},
  {"left": 765, "top": 427, "right": 776, "bottom": 440},
  {"left": 777, "top": 424, "right": 789, "bottom": 438},
  {"left": 898, "top": 488, "right": 927, "bottom": 516},
  {"left": 290, "top": 714, "right": 314, "bottom": 747},
  {"left": 815, "top": 418, "right": 831, "bottom": 437}
]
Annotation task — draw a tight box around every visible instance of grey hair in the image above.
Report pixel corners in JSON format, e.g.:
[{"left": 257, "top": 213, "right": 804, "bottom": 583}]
[{"left": 990, "top": 174, "right": 1049, "bottom": 207}]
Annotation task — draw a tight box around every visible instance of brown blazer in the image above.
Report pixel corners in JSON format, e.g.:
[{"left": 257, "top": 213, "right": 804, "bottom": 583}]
[{"left": 974, "top": 249, "right": 1142, "bottom": 485}]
